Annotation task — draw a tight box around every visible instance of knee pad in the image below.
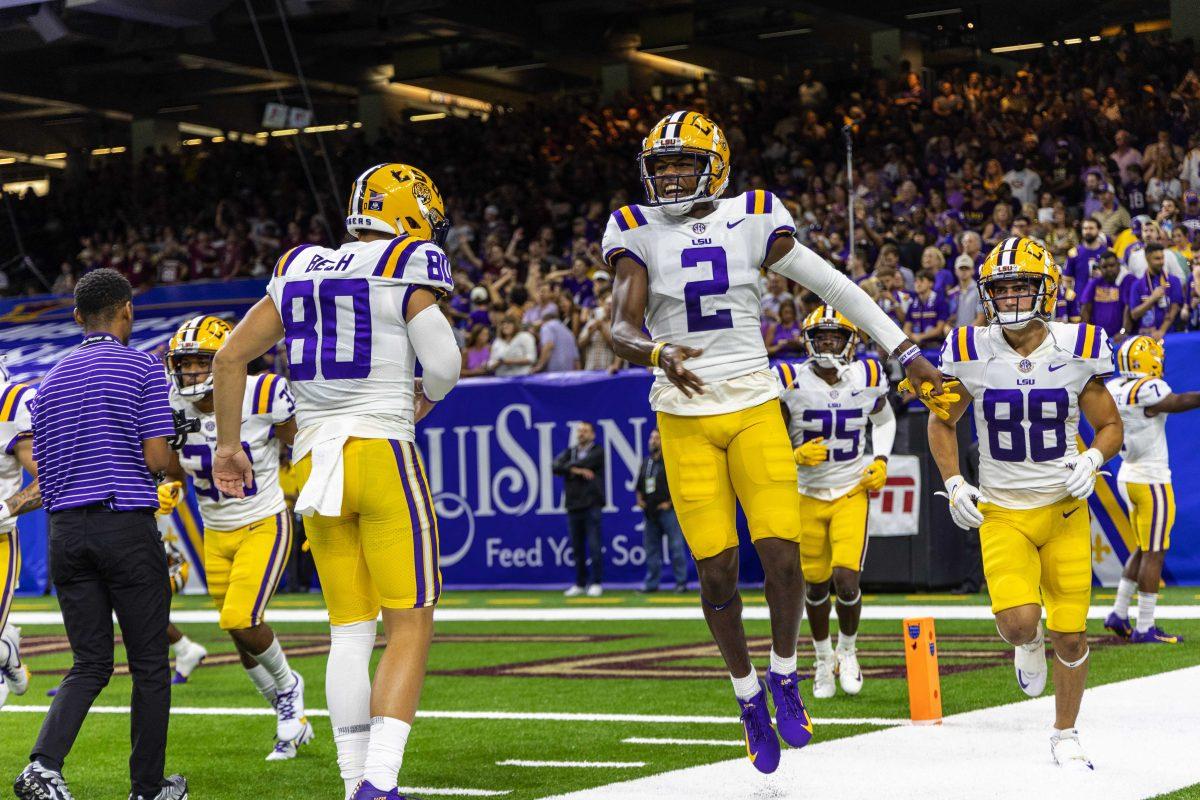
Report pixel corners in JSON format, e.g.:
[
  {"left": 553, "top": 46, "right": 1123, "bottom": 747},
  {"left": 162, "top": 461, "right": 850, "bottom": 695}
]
[
  {"left": 836, "top": 589, "right": 862, "bottom": 606},
  {"left": 806, "top": 590, "right": 830, "bottom": 607}
]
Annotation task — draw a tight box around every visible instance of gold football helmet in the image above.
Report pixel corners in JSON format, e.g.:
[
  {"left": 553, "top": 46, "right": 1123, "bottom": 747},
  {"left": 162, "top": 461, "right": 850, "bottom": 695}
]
[
  {"left": 638, "top": 111, "right": 730, "bottom": 214},
  {"left": 802, "top": 304, "right": 860, "bottom": 366},
  {"left": 1116, "top": 335, "right": 1164, "bottom": 378},
  {"left": 345, "top": 162, "right": 450, "bottom": 246},
  {"left": 166, "top": 315, "right": 233, "bottom": 398},
  {"left": 977, "top": 236, "right": 1060, "bottom": 328}
]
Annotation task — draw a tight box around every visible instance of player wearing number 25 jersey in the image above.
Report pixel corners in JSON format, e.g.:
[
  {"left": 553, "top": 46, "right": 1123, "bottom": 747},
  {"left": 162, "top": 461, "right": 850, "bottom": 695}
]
[
  {"left": 607, "top": 111, "right": 940, "bottom": 776},
  {"left": 929, "top": 236, "right": 1122, "bottom": 771},
  {"left": 211, "top": 162, "right": 462, "bottom": 800},
  {"left": 164, "top": 315, "right": 314, "bottom": 761}
]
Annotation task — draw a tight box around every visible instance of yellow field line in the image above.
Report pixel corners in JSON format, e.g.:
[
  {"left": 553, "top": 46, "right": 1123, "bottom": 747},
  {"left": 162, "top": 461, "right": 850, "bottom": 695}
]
[
  {"left": 565, "top": 598, "right": 625, "bottom": 605},
  {"left": 904, "top": 595, "right": 971, "bottom": 602}
]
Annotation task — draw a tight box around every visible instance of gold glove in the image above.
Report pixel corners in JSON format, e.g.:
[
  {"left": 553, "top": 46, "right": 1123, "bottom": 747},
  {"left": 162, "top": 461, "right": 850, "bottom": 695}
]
[
  {"left": 898, "top": 378, "right": 963, "bottom": 421},
  {"left": 793, "top": 437, "right": 828, "bottom": 466},
  {"left": 859, "top": 458, "right": 888, "bottom": 492},
  {"left": 156, "top": 481, "right": 183, "bottom": 517}
]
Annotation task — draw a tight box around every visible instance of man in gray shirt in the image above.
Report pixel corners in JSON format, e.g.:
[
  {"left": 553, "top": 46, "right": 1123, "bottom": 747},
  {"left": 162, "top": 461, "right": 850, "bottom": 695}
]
[{"left": 534, "top": 306, "right": 580, "bottom": 373}]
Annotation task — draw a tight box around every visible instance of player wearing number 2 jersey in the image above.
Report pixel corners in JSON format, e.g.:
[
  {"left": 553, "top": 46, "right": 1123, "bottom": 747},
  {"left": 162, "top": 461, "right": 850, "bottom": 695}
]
[
  {"left": 211, "top": 163, "right": 462, "bottom": 800},
  {"left": 928, "top": 236, "right": 1122, "bottom": 771},
  {"left": 163, "top": 315, "right": 312, "bottom": 761},
  {"left": 607, "top": 110, "right": 944, "bottom": 775}
]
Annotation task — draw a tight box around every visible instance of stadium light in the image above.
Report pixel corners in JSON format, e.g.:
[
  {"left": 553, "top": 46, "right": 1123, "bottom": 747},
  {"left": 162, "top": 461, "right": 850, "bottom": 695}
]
[
  {"left": 1064, "top": 37, "right": 1083, "bottom": 45},
  {"left": 629, "top": 50, "right": 709, "bottom": 81},
  {"left": 990, "top": 42, "right": 1044, "bottom": 53},
  {"left": 758, "top": 28, "right": 812, "bottom": 40},
  {"left": 181, "top": 139, "right": 203, "bottom": 146},
  {"left": 0, "top": 158, "right": 14, "bottom": 165},
  {"left": 43, "top": 152, "right": 66, "bottom": 160},
  {"left": 410, "top": 112, "right": 446, "bottom": 123},
  {"left": 90, "top": 146, "right": 126, "bottom": 156},
  {"left": 269, "top": 128, "right": 300, "bottom": 137},
  {"left": 905, "top": 8, "right": 962, "bottom": 19}
]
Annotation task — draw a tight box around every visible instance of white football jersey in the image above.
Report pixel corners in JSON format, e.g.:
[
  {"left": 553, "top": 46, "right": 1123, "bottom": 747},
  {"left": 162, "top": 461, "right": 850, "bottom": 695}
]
[
  {"left": 171, "top": 373, "right": 294, "bottom": 530},
  {"left": 0, "top": 381, "right": 33, "bottom": 534},
  {"left": 778, "top": 359, "right": 889, "bottom": 498},
  {"left": 266, "top": 236, "right": 453, "bottom": 443},
  {"left": 1106, "top": 375, "right": 1171, "bottom": 484},
  {"left": 940, "top": 322, "right": 1113, "bottom": 509},
  {"left": 602, "top": 190, "right": 796, "bottom": 415}
]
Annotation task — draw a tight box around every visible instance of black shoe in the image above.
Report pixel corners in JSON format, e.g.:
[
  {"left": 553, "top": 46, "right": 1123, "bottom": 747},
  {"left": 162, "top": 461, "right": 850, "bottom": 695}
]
[
  {"left": 14, "top": 762, "right": 75, "bottom": 800},
  {"left": 130, "top": 774, "right": 187, "bottom": 800}
]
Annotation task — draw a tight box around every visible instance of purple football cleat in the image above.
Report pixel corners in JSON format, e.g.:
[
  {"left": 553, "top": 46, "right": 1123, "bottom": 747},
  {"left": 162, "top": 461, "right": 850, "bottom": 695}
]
[
  {"left": 171, "top": 672, "right": 189, "bottom": 685},
  {"left": 349, "top": 781, "right": 414, "bottom": 800},
  {"left": 1103, "top": 612, "right": 1132, "bottom": 639},
  {"left": 1129, "top": 626, "right": 1183, "bottom": 644},
  {"left": 767, "top": 670, "right": 815, "bottom": 749},
  {"left": 737, "top": 682, "right": 781, "bottom": 774}
]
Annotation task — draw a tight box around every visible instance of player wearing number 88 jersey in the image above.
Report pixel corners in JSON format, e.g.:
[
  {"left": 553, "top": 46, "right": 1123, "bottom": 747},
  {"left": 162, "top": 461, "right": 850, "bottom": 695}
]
[
  {"left": 928, "top": 236, "right": 1123, "bottom": 771},
  {"left": 607, "top": 111, "right": 940, "bottom": 775},
  {"left": 213, "top": 162, "right": 462, "bottom": 799}
]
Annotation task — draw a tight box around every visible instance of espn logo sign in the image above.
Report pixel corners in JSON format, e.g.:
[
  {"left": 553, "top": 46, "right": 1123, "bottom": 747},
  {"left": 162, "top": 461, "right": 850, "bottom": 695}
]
[{"left": 867, "top": 455, "right": 920, "bottom": 537}]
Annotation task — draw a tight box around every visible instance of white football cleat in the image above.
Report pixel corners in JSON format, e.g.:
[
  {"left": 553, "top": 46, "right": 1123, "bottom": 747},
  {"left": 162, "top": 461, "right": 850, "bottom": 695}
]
[
  {"left": 273, "top": 670, "right": 310, "bottom": 743},
  {"left": 1, "top": 624, "right": 30, "bottom": 696},
  {"left": 812, "top": 655, "right": 836, "bottom": 699},
  {"left": 835, "top": 648, "right": 864, "bottom": 696},
  {"left": 1051, "top": 729, "right": 1094, "bottom": 771},
  {"left": 586, "top": 584, "right": 603, "bottom": 598},
  {"left": 0, "top": 677, "right": 9, "bottom": 709},
  {"left": 172, "top": 640, "right": 207, "bottom": 684},
  {"left": 265, "top": 720, "right": 314, "bottom": 762},
  {"left": 1013, "top": 627, "right": 1047, "bottom": 698},
  {"left": 563, "top": 585, "right": 585, "bottom": 597}
]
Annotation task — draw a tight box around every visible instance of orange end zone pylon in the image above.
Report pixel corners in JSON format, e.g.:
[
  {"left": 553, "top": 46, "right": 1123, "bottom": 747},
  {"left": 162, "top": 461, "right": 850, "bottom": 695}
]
[{"left": 903, "top": 616, "right": 943, "bottom": 725}]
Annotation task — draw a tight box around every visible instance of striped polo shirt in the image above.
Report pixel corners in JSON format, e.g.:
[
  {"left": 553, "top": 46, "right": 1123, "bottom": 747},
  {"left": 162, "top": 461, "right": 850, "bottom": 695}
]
[{"left": 32, "top": 332, "right": 176, "bottom": 512}]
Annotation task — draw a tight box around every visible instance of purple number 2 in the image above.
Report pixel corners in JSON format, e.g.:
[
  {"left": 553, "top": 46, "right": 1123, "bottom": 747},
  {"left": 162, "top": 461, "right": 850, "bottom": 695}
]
[
  {"left": 681, "top": 246, "right": 734, "bottom": 332},
  {"left": 281, "top": 278, "right": 373, "bottom": 381}
]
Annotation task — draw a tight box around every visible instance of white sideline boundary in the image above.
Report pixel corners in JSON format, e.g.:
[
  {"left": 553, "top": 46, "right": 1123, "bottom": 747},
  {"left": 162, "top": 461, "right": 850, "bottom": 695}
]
[
  {"left": 538, "top": 666, "right": 1200, "bottom": 800},
  {"left": 10, "top": 604, "right": 1200, "bottom": 625},
  {"left": 398, "top": 790, "right": 509, "bottom": 797},
  {"left": 0, "top": 705, "right": 901, "bottom": 727},
  {"left": 498, "top": 761, "right": 645, "bottom": 769}
]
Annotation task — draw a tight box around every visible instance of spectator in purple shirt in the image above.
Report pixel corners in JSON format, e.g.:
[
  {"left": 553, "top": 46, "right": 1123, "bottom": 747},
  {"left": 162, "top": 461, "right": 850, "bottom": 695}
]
[
  {"left": 1080, "top": 250, "right": 1131, "bottom": 338},
  {"left": 1063, "top": 218, "right": 1109, "bottom": 291},
  {"left": 903, "top": 269, "right": 949, "bottom": 348},
  {"left": 764, "top": 302, "right": 805, "bottom": 359},
  {"left": 1125, "top": 243, "right": 1183, "bottom": 338}
]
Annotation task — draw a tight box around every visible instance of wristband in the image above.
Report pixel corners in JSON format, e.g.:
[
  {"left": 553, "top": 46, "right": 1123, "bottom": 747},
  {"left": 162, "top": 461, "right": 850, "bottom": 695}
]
[
  {"left": 897, "top": 344, "right": 921, "bottom": 366},
  {"left": 650, "top": 341, "right": 668, "bottom": 367}
]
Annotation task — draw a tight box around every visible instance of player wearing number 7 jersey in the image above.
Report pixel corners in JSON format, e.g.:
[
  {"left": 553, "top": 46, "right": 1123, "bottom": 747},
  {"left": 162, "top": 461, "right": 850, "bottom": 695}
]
[
  {"left": 928, "top": 236, "right": 1122, "bottom": 771},
  {"left": 605, "top": 110, "right": 945, "bottom": 775},
  {"left": 210, "top": 163, "right": 462, "bottom": 800},
  {"left": 162, "top": 315, "right": 313, "bottom": 761}
]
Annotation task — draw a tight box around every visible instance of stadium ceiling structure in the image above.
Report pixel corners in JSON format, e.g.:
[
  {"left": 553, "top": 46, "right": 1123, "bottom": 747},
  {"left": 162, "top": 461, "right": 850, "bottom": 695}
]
[{"left": 0, "top": 0, "right": 1170, "bottom": 156}]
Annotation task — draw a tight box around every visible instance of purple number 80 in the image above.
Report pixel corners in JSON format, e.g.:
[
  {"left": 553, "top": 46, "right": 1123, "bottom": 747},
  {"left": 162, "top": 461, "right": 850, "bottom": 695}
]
[{"left": 281, "top": 278, "right": 373, "bottom": 381}]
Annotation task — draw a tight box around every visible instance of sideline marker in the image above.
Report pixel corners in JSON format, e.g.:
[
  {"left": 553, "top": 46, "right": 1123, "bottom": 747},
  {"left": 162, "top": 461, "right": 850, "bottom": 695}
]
[{"left": 903, "top": 616, "right": 942, "bottom": 725}]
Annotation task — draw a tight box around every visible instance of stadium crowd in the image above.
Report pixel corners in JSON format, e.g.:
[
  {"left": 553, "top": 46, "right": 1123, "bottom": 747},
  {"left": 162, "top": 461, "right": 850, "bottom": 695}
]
[{"left": 4, "top": 29, "right": 1200, "bottom": 372}]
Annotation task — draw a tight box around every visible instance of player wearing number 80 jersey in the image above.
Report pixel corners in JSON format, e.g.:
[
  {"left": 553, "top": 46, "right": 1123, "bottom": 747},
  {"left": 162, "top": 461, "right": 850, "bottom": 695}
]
[
  {"left": 607, "top": 111, "right": 943, "bottom": 775},
  {"left": 212, "top": 162, "right": 462, "bottom": 800},
  {"left": 929, "top": 236, "right": 1123, "bottom": 771}
]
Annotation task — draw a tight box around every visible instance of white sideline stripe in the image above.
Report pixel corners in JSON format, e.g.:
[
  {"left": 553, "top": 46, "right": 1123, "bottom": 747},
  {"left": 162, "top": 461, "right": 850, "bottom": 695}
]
[
  {"left": 11, "top": 604, "right": 1200, "bottom": 625},
  {"left": 498, "top": 761, "right": 646, "bottom": 769},
  {"left": 0, "top": 705, "right": 901, "bottom": 727},
  {"left": 538, "top": 666, "right": 1200, "bottom": 800},
  {"left": 399, "top": 789, "right": 509, "bottom": 797},
  {"left": 623, "top": 737, "right": 742, "bottom": 747}
]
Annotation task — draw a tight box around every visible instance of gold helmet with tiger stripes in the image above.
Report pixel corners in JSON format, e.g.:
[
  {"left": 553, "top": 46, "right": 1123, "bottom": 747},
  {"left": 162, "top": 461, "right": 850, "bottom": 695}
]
[
  {"left": 167, "top": 315, "right": 233, "bottom": 398},
  {"left": 978, "top": 236, "right": 1060, "bottom": 328},
  {"left": 801, "top": 305, "right": 859, "bottom": 367},
  {"left": 1115, "top": 335, "right": 1164, "bottom": 378},
  {"left": 344, "top": 162, "right": 450, "bottom": 246},
  {"left": 638, "top": 110, "right": 730, "bottom": 215}
]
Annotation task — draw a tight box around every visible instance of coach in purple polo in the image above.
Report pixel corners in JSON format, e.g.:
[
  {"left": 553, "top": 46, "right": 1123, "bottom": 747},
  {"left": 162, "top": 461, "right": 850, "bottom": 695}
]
[{"left": 14, "top": 270, "right": 186, "bottom": 800}]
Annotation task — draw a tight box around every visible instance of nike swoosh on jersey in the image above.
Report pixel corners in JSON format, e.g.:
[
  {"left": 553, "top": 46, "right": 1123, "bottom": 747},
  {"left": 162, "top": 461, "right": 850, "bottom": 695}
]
[
  {"left": 727, "top": 219, "right": 745, "bottom": 228},
  {"left": 1048, "top": 363, "right": 1067, "bottom": 372},
  {"left": 1062, "top": 507, "right": 1078, "bottom": 518},
  {"left": 851, "top": 390, "right": 864, "bottom": 396}
]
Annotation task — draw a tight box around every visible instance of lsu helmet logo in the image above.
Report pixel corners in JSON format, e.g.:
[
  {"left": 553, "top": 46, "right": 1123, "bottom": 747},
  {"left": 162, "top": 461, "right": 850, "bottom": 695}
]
[{"left": 346, "top": 162, "right": 450, "bottom": 247}]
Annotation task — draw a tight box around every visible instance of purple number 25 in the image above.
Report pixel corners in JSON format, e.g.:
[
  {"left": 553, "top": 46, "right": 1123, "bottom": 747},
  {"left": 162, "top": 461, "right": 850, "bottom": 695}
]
[
  {"left": 682, "top": 246, "right": 734, "bottom": 332},
  {"left": 281, "top": 278, "right": 372, "bottom": 381}
]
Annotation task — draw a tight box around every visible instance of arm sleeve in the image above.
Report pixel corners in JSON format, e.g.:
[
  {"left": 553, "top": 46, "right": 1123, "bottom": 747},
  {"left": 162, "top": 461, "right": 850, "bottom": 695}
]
[
  {"left": 768, "top": 242, "right": 909, "bottom": 355},
  {"left": 407, "top": 304, "right": 462, "bottom": 402},
  {"left": 869, "top": 400, "right": 896, "bottom": 458},
  {"left": 138, "top": 360, "right": 177, "bottom": 441}
]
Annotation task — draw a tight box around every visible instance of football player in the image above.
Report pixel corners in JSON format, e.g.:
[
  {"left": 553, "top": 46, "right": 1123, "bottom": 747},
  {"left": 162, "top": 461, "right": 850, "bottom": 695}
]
[
  {"left": 0, "top": 367, "right": 38, "bottom": 709},
  {"left": 163, "top": 316, "right": 312, "bottom": 761},
  {"left": 928, "top": 237, "right": 1122, "bottom": 770},
  {"left": 210, "top": 163, "right": 461, "bottom": 800},
  {"left": 776, "top": 307, "right": 893, "bottom": 700},
  {"left": 1104, "top": 336, "right": 1200, "bottom": 644},
  {"left": 605, "top": 111, "right": 945, "bottom": 774}
]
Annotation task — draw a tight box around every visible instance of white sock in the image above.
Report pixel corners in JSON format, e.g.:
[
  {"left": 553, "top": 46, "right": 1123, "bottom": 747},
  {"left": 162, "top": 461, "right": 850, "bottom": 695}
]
[
  {"left": 328, "top": 621, "right": 376, "bottom": 794},
  {"left": 362, "top": 716, "right": 411, "bottom": 791},
  {"left": 769, "top": 648, "right": 797, "bottom": 675},
  {"left": 245, "top": 663, "right": 278, "bottom": 704},
  {"left": 813, "top": 637, "right": 834, "bottom": 659},
  {"left": 1113, "top": 578, "right": 1136, "bottom": 617},
  {"left": 1137, "top": 591, "right": 1158, "bottom": 633},
  {"left": 837, "top": 631, "right": 858, "bottom": 653},
  {"left": 730, "top": 665, "right": 760, "bottom": 700},
  {"left": 171, "top": 635, "right": 192, "bottom": 657},
  {"left": 254, "top": 636, "right": 295, "bottom": 692}
]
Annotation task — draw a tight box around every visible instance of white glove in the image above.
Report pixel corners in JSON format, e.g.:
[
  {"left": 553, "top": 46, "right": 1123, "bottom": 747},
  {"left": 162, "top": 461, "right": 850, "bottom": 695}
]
[
  {"left": 1064, "top": 448, "right": 1104, "bottom": 499},
  {"left": 942, "top": 475, "right": 985, "bottom": 530}
]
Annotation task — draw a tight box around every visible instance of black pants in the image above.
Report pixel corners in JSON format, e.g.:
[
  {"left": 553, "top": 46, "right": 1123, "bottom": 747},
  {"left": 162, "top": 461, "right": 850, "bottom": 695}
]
[
  {"left": 32, "top": 507, "right": 170, "bottom": 797},
  {"left": 567, "top": 507, "right": 603, "bottom": 587}
]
